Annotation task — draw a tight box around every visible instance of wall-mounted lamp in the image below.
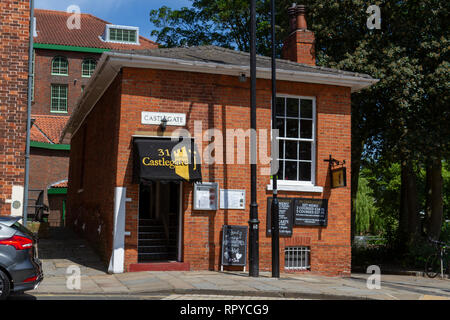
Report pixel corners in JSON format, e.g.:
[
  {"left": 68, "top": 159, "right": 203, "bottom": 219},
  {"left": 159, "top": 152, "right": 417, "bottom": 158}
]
[
  {"left": 160, "top": 117, "right": 168, "bottom": 133},
  {"left": 239, "top": 73, "right": 247, "bottom": 83}
]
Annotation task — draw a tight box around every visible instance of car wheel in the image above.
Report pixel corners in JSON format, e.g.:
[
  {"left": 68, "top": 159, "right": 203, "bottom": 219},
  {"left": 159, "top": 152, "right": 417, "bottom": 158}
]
[{"left": 0, "top": 269, "right": 11, "bottom": 300}]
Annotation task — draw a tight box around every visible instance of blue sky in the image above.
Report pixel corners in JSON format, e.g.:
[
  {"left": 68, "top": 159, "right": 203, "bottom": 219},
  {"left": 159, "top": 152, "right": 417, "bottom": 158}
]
[{"left": 35, "top": 0, "right": 193, "bottom": 42}]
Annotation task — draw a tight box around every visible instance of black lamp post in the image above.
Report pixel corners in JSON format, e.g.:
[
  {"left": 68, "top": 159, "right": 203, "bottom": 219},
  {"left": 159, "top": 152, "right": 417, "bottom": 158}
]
[
  {"left": 248, "top": 0, "right": 259, "bottom": 278},
  {"left": 270, "top": 0, "right": 280, "bottom": 278}
]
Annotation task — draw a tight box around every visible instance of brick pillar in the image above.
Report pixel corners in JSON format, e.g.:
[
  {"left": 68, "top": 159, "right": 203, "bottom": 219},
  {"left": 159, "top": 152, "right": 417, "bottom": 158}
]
[
  {"left": 281, "top": 4, "right": 316, "bottom": 66},
  {"left": 0, "top": 0, "right": 30, "bottom": 216}
]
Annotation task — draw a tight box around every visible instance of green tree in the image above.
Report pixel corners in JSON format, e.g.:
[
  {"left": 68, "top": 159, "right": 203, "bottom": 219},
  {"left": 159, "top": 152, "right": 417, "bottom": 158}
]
[
  {"left": 150, "top": 0, "right": 450, "bottom": 247},
  {"left": 355, "top": 175, "right": 381, "bottom": 235}
]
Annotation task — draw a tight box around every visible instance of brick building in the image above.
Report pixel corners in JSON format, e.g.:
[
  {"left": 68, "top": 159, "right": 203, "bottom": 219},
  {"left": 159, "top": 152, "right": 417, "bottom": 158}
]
[
  {"left": 28, "top": 9, "right": 157, "bottom": 225},
  {"left": 0, "top": 0, "right": 30, "bottom": 218},
  {"left": 61, "top": 7, "right": 377, "bottom": 275}
]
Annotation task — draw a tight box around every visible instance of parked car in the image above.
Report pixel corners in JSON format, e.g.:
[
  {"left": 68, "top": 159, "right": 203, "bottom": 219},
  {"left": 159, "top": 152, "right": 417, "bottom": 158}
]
[{"left": 0, "top": 217, "right": 43, "bottom": 299}]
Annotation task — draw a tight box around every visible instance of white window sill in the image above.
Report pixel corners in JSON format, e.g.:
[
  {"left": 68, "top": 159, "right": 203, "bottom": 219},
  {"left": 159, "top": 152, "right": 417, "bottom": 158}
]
[{"left": 266, "top": 182, "right": 323, "bottom": 193}]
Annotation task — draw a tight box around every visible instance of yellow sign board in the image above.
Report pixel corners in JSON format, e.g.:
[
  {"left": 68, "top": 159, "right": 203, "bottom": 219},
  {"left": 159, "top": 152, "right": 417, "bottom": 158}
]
[{"left": 331, "top": 167, "right": 347, "bottom": 188}]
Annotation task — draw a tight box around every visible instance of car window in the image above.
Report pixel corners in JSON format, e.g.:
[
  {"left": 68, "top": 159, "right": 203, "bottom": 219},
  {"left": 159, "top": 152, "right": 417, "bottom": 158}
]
[{"left": 11, "top": 222, "right": 34, "bottom": 237}]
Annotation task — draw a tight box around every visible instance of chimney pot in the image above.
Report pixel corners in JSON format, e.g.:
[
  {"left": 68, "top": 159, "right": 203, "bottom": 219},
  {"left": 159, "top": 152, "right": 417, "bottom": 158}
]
[
  {"left": 282, "top": 4, "right": 316, "bottom": 66},
  {"left": 295, "top": 5, "right": 308, "bottom": 30},
  {"left": 288, "top": 4, "right": 298, "bottom": 33}
]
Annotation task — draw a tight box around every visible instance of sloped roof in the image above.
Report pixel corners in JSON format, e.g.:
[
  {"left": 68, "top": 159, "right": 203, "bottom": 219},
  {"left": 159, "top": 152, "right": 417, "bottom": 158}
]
[
  {"left": 34, "top": 9, "right": 158, "bottom": 50},
  {"left": 49, "top": 180, "right": 68, "bottom": 188},
  {"left": 119, "top": 46, "right": 374, "bottom": 80},
  {"left": 31, "top": 115, "right": 70, "bottom": 144},
  {"left": 61, "top": 46, "right": 378, "bottom": 143}
]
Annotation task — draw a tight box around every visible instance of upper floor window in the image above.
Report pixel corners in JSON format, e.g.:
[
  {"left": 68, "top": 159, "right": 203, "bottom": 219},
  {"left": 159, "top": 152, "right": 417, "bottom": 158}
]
[
  {"left": 275, "top": 96, "right": 315, "bottom": 183},
  {"left": 103, "top": 25, "right": 139, "bottom": 44},
  {"left": 51, "top": 56, "right": 68, "bottom": 76},
  {"left": 82, "top": 59, "right": 97, "bottom": 78},
  {"left": 51, "top": 84, "right": 68, "bottom": 113}
]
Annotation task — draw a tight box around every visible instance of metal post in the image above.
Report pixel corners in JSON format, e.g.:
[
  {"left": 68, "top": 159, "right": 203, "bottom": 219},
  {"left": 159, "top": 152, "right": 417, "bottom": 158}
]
[
  {"left": 270, "top": 0, "right": 280, "bottom": 278},
  {"left": 23, "top": 0, "right": 35, "bottom": 227},
  {"left": 248, "top": 0, "right": 259, "bottom": 277}
]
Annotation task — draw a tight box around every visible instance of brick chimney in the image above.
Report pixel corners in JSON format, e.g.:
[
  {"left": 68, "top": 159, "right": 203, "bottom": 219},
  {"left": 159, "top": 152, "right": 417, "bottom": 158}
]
[{"left": 281, "top": 4, "right": 316, "bottom": 66}]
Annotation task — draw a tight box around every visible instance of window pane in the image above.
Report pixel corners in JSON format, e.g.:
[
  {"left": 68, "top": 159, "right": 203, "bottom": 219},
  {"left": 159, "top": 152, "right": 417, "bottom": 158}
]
[
  {"left": 286, "top": 98, "right": 299, "bottom": 117},
  {"left": 299, "top": 162, "right": 312, "bottom": 181},
  {"left": 300, "top": 120, "right": 313, "bottom": 139},
  {"left": 286, "top": 119, "right": 299, "bottom": 138},
  {"left": 276, "top": 97, "right": 284, "bottom": 117},
  {"left": 52, "top": 57, "right": 68, "bottom": 75},
  {"left": 299, "top": 142, "right": 312, "bottom": 160},
  {"left": 275, "top": 118, "right": 285, "bottom": 137},
  {"left": 278, "top": 140, "right": 285, "bottom": 160},
  {"left": 82, "top": 59, "right": 97, "bottom": 77},
  {"left": 285, "top": 140, "right": 297, "bottom": 160},
  {"left": 300, "top": 99, "right": 313, "bottom": 118},
  {"left": 279, "top": 160, "right": 285, "bottom": 180},
  {"left": 284, "top": 161, "right": 298, "bottom": 181},
  {"left": 51, "top": 85, "right": 68, "bottom": 112}
]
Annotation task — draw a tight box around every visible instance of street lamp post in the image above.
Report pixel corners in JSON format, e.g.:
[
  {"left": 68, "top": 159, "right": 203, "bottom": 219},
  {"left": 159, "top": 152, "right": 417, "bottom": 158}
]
[
  {"left": 270, "top": 0, "right": 280, "bottom": 278},
  {"left": 248, "top": 0, "right": 259, "bottom": 278}
]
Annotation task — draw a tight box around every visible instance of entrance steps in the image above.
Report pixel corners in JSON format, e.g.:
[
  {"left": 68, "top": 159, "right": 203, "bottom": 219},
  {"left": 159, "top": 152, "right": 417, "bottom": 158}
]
[{"left": 138, "top": 218, "right": 177, "bottom": 262}]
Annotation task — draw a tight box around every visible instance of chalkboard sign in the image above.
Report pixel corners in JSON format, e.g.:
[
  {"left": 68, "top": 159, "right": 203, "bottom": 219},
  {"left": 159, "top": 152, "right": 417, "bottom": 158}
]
[
  {"left": 221, "top": 225, "right": 247, "bottom": 266},
  {"left": 266, "top": 197, "right": 293, "bottom": 237},
  {"left": 294, "top": 198, "right": 328, "bottom": 226}
]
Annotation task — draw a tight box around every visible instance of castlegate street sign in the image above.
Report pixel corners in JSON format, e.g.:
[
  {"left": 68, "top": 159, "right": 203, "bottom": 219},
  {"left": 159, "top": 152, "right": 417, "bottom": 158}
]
[{"left": 141, "top": 112, "right": 186, "bottom": 126}]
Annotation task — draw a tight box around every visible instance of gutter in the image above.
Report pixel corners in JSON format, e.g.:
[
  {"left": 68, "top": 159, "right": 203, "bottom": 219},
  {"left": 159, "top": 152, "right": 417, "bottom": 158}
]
[
  {"left": 61, "top": 51, "right": 379, "bottom": 143},
  {"left": 23, "top": 0, "right": 35, "bottom": 226}
]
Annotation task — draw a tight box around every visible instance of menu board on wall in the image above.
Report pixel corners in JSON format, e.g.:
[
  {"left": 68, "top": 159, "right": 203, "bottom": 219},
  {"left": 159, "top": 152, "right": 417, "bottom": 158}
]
[
  {"left": 294, "top": 198, "right": 328, "bottom": 226},
  {"left": 221, "top": 225, "right": 247, "bottom": 266},
  {"left": 266, "top": 197, "right": 294, "bottom": 237},
  {"left": 220, "top": 189, "right": 246, "bottom": 210}
]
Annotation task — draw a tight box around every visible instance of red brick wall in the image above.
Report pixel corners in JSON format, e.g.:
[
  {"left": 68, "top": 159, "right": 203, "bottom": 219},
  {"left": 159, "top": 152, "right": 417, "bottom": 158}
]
[
  {"left": 0, "top": 0, "right": 30, "bottom": 216},
  {"left": 282, "top": 30, "right": 316, "bottom": 66},
  {"left": 30, "top": 148, "right": 69, "bottom": 191},
  {"left": 32, "top": 49, "right": 101, "bottom": 116},
  {"left": 66, "top": 74, "right": 122, "bottom": 265},
  {"left": 68, "top": 67, "right": 351, "bottom": 276}
]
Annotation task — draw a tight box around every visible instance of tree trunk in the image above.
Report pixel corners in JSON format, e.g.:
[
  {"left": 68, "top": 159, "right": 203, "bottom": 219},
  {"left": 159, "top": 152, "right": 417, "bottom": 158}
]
[
  {"left": 398, "top": 161, "right": 409, "bottom": 251},
  {"left": 429, "top": 159, "right": 443, "bottom": 240},
  {"left": 351, "top": 139, "right": 364, "bottom": 244},
  {"left": 424, "top": 162, "right": 433, "bottom": 234},
  {"left": 405, "top": 161, "right": 420, "bottom": 244}
]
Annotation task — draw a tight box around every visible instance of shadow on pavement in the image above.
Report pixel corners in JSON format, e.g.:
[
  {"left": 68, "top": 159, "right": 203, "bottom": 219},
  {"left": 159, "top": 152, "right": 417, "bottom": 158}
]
[{"left": 37, "top": 227, "right": 107, "bottom": 274}]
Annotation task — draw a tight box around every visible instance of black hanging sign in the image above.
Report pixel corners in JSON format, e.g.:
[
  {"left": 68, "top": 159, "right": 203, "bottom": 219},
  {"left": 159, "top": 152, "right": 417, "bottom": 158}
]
[
  {"left": 221, "top": 225, "right": 247, "bottom": 266},
  {"left": 133, "top": 137, "right": 202, "bottom": 183},
  {"left": 266, "top": 197, "right": 294, "bottom": 237},
  {"left": 294, "top": 198, "right": 328, "bottom": 226}
]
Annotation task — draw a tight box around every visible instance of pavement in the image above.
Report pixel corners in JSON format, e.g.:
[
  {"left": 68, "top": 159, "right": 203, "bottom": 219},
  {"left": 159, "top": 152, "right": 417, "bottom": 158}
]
[{"left": 29, "top": 227, "right": 450, "bottom": 300}]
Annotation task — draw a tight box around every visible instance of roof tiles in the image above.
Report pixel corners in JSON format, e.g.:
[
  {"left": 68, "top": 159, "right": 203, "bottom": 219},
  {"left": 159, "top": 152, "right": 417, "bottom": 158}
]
[{"left": 34, "top": 9, "right": 158, "bottom": 50}]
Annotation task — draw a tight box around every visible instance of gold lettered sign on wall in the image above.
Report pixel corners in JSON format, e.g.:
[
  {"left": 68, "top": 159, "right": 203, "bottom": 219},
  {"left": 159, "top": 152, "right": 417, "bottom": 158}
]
[
  {"left": 133, "top": 137, "right": 202, "bottom": 183},
  {"left": 331, "top": 167, "right": 347, "bottom": 188}
]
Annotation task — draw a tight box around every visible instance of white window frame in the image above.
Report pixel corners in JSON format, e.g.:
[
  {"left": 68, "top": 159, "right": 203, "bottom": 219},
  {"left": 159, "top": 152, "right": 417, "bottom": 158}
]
[
  {"left": 50, "top": 84, "right": 68, "bottom": 114},
  {"left": 102, "top": 24, "right": 140, "bottom": 45},
  {"left": 267, "top": 94, "right": 323, "bottom": 193},
  {"left": 82, "top": 58, "right": 97, "bottom": 78},
  {"left": 51, "top": 56, "right": 69, "bottom": 76}
]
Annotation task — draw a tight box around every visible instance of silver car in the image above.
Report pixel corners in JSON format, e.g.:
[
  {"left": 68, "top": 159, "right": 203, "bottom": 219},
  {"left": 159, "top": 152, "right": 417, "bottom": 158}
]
[{"left": 0, "top": 217, "right": 43, "bottom": 299}]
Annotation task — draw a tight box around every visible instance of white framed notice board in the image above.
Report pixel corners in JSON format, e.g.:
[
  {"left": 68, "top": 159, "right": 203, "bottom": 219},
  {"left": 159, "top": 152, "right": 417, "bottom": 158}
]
[
  {"left": 220, "top": 189, "right": 246, "bottom": 210},
  {"left": 193, "top": 182, "right": 219, "bottom": 211}
]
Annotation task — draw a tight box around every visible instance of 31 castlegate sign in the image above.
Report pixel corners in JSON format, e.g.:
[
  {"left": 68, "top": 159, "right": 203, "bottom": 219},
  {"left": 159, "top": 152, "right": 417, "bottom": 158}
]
[{"left": 141, "top": 112, "right": 186, "bottom": 126}]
